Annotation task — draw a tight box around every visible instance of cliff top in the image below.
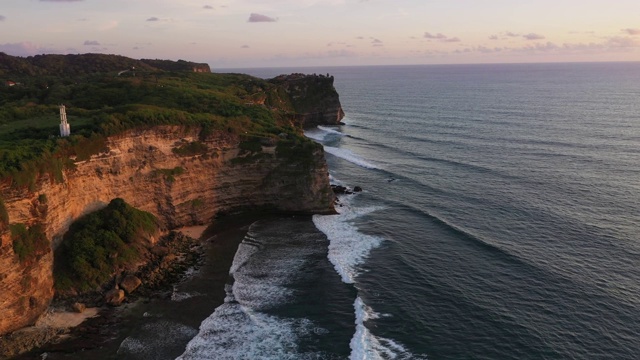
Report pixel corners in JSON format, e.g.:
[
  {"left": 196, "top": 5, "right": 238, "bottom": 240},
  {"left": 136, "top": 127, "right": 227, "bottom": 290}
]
[
  {"left": 0, "top": 52, "right": 211, "bottom": 77},
  {"left": 0, "top": 54, "right": 342, "bottom": 189}
]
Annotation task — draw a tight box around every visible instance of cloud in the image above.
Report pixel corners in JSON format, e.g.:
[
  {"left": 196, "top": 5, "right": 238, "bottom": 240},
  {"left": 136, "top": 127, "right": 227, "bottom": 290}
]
[
  {"left": 424, "top": 32, "right": 461, "bottom": 43},
  {"left": 40, "top": 0, "right": 83, "bottom": 2},
  {"left": 424, "top": 32, "right": 447, "bottom": 40},
  {"left": 455, "top": 36, "right": 640, "bottom": 57},
  {"left": 203, "top": 5, "right": 213, "bottom": 9},
  {"left": 356, "top": 36, "right": 364, "bottom": 40},
  {"left": 0, "top": 15, "right": 5, "bottom": 21},
  {"left": 83, "top": 40, "right": 100, "bottom": 46},
  {"left": 505, "top": 31, "right": 519, "bottom": 37},
  {"left": 248, "top": 13, "right": 277, "bottom": 23},
  {"left": 523, "top": 33, "right": 545, "bottom": 40},
  {"left": 489, "top": 35, "right": 499, "bottom": 40},
  {"left": 622, "top": 28, "right": 640, "bottom": 35},
  {"left": 241, "top": 45, "right": 250, "bottom": 48},
  {"left": 147, "top": 17, "right": 159, "bottom": 22}
]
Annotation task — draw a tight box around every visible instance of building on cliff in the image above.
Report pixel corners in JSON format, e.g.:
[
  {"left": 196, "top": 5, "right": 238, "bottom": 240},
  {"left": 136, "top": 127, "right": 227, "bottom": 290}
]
[{"left": 59, "top": 104, "right": 70, "bottom": 137}]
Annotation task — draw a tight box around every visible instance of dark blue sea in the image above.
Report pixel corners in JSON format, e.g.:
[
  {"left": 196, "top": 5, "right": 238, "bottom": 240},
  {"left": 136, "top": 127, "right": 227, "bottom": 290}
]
[{"left": 118, "top": 63, "right": 640, "bottom": 360}]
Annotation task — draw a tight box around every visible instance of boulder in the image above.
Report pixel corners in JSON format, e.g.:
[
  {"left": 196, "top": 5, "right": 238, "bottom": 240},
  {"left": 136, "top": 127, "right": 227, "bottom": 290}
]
[
  {"left": 104, "top": 289, "right": 125, "bottom": 306},
  {"left": 71, "top": 302, "right": 86, "bottom": 313},
  {"left": 331, "top": 185, "right": 352, "bottom": 195},
  {"left": 119, "top": 275, "right": 142, "bottom": 295},
  {"left": 353, "top": 186, "right": 362, "bottom": 192}
]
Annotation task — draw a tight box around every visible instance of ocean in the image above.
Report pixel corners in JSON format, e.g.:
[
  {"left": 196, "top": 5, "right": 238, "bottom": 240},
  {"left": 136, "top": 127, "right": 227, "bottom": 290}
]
[
  {"left": 40, "top": 63, "right": 640, "bottom": 360},
  {"left": 200, "top": 63, "right": 640, "bottom": 360}
]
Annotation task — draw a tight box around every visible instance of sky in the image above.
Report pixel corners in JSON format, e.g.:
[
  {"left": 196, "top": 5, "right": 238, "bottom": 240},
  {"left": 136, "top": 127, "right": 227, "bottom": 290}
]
[{"left": 1, "top": 0, "right": 639, "bottom": 68}]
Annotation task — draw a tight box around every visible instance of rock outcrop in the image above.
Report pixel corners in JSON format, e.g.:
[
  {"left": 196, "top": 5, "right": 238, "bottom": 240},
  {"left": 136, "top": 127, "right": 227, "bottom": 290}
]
[
  {"left": 0, "top": 126, "right": 335, "bottom": 335},
  {"left": 270, "top": 74, "right": 345, "bottom": 128}
]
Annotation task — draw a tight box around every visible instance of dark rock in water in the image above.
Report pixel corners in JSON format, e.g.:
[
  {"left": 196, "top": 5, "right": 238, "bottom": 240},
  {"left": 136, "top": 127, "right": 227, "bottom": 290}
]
[
  {"left": 119, "top": 275, "right": 142, "bottom": 295},
  {"left": 105, "top": 289, "right": 125, "bottom": 306},
  {"left": 331, "top": 185, "right": 353, "bottom": 195},
  {"left": 353, "top": 186, "right": 362, "bottom": 192},
  {"left": 72, "top": 302, "right": 86, "bottom": 313}
]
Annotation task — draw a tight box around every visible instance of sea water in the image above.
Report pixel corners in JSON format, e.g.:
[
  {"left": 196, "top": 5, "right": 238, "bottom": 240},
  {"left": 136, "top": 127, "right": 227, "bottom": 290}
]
[{"left": 178, "top": 63, "right": 640, "bottom": 360}]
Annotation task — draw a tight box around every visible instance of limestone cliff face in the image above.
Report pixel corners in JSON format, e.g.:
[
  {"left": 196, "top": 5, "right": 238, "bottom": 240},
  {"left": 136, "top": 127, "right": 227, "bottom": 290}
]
[
  {"left": 270, "top": 74, "right": 345, "bottom": 128},
  {"left": 0, "top": 126, "right": 334, "bottom": 335}
]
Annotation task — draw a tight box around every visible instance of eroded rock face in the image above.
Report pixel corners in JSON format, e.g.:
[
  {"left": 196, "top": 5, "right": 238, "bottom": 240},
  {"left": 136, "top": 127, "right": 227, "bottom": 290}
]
[
  {"left": 0, "top": 125, "right": 335, "bottom": 335},
  {"left": 270, "top": 74, "right": 345, "bottom": 128}
]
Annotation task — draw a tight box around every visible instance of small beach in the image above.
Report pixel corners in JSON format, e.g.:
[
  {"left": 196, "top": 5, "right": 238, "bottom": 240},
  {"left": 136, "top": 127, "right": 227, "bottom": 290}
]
[{"left": 13, "top": 218, "right": 256, "bottom": 360}]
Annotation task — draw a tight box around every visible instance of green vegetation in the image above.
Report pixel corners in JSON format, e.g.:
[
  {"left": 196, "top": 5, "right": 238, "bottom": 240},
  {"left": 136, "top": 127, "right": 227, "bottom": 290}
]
[
  {"left": 37, "top": 194, "right": 47, "bottom": 204},
  {"left": 154, "top": 167, "right": 185, "bottom": 182},
  {"left": 10, "top": 223, "right": 48, "bottom": 263},
  {"left": 191, "top": 198, "right": 205, "bottom": 208},
  {"left": 0, "top": 197, "right": 8, "bottom": 232},
  {"left": 276, "top": 136, "right": 322, "bottom": 164},
  {"left": 0, "top": 53, "right": 311, "bottom": 190},
  {"left": 172, "top": 141, "right": 208, "bottom": 156},
  {"left": 239, "top": 140, "right": 263, "bottom": 153},
  {"left": 55, "top": 198, "right": 159, "bottom": 292}
]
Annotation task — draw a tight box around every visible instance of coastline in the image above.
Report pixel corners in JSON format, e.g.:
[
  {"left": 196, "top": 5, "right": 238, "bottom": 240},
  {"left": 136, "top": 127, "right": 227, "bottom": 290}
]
[{"left": 9, "top": 215, "right": 262, "bottom": 360}]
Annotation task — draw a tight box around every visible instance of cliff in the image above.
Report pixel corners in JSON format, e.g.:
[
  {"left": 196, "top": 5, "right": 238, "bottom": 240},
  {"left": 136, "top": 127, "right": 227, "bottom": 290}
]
[
  {"left": 269, "top": 73, "right": 345, "bottom": 128},
  {"left": 0, "top": 126, "right": 334, "bottom": 335}
]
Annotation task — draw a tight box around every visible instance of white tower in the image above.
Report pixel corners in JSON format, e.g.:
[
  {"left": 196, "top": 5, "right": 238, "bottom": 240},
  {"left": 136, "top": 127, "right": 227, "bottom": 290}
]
[{"left": 59, "top": 104, "right": 70, "bottom": 137}]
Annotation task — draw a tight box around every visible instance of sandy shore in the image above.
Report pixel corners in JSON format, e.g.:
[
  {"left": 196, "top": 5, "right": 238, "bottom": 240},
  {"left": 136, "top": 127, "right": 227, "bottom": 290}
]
[
  {"left": 35, "top": 307, "right": 100, "bottom": 329},
  {"left": 176, "top": 225, "right": 208, "bottom": 240}
]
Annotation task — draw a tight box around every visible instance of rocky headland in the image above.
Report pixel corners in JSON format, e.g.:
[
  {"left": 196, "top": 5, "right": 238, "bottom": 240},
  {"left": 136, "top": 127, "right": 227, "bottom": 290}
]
[{"left": 0, "top": 53, "right": 345, "bottom": 356}]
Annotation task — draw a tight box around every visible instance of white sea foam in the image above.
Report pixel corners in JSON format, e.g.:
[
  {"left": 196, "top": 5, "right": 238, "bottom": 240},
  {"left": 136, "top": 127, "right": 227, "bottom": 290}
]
[
  {"left": 323, "top": 146, "right": 380, "bottom": 170},
  {"left": 177, "top": 300, "right": 320, "bottom": 360},
  {"left": 304, "top": 128, "right": 331, "bottom": 142},
  {"left": 117, "top": 321, "right": 198, "bottom": 358},
  {"left": 177, "top": 223, "right": 327, "bottom": 359},
  {"left": 313, "top": 196, "right": 385, "bottom": 284},
  {"left": 318, "top": 125, "right": 346, "bottom": 136},
  {"left": 350, "top": 297, "right": 427, "bottom": 360},
  {"left": 170, "top": 289, "right": 202, "bottom": 302},
  {"left": 304, "top": 125, "right": 346, "bottom": 142}
]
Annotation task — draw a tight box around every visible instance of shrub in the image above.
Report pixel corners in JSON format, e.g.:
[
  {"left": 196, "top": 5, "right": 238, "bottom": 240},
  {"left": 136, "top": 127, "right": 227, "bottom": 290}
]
[
  {"left": 0, "top": 197, "right": 8, "bottom": 232},
  {"left": 155, "top": 167, "right": 185, "bottom": 183},
  {"left": 55, "top": 198, "right": 159, "bottom": 292},
  {"left": 172, "top": 141, "right": 208, "bottom": 156},
  {"left": 10, "top": 223, "right": 49, "bottom": 263},
  {"left": 239, "top": 140, "right": 263, "bottom": 153}
]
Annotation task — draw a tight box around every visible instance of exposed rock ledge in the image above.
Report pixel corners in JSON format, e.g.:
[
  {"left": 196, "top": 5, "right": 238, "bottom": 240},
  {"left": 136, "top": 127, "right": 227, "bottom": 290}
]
[{"left": 0, "top": 125, "right": 335, "bottom": 336}]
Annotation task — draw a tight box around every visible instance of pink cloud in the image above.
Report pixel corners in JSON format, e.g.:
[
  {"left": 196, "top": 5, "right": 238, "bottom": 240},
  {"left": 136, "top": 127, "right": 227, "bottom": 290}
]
[{"left": 622, "top": 28, "right": 640, "bottom": 35}]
